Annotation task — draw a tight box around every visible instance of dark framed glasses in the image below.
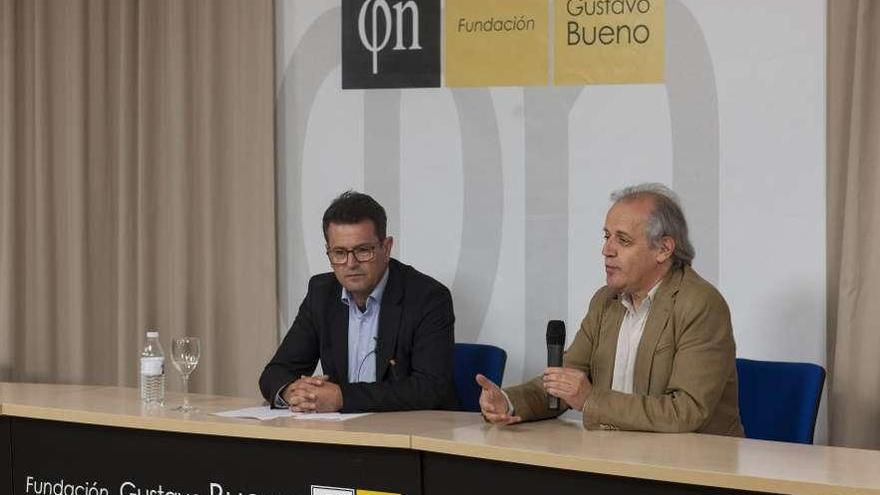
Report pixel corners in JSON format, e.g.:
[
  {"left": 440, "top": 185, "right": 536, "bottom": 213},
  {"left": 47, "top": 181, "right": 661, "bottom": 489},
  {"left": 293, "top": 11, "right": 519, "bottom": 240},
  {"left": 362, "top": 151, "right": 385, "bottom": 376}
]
[{"left": 326, "top": 243, "right": 380, "bottom": 265}]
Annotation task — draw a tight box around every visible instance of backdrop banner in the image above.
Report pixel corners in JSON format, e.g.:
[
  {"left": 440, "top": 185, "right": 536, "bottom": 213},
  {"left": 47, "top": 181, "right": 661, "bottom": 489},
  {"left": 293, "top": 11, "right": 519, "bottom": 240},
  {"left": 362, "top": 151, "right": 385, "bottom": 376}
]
[{"left": 275, "top": 0, "right": 826, "bottom": 438}]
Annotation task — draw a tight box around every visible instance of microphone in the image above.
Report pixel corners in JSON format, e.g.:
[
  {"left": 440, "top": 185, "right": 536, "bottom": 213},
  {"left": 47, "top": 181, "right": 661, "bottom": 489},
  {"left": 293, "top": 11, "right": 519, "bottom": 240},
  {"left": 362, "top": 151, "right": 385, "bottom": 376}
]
[
  {"left": 355, "top": 337, "right": 380, "bottom": 383},
  {"left": 546, "top": 320, "right": 566, "bottom": 411}
]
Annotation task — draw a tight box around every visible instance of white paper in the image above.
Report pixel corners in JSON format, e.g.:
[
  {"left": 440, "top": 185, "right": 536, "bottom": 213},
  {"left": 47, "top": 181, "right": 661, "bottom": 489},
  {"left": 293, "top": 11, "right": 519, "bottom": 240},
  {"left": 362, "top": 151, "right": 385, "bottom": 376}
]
[{"left": 212, "top": 406, "right": 371, "bottom": 422}]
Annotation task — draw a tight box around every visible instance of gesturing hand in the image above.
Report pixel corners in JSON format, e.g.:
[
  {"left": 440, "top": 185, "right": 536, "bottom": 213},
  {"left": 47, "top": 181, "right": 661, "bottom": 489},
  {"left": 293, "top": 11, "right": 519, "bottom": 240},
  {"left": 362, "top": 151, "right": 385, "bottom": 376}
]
[{"left": 476, "top": 374, "right": 522, "bottom": 425}]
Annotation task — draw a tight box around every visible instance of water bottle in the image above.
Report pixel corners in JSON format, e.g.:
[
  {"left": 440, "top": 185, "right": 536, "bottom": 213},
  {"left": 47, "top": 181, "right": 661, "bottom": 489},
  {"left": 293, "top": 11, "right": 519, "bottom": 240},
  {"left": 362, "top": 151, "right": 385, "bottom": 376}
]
[{"left": 140, "top": 330, "right": 165, "bottom": 404}]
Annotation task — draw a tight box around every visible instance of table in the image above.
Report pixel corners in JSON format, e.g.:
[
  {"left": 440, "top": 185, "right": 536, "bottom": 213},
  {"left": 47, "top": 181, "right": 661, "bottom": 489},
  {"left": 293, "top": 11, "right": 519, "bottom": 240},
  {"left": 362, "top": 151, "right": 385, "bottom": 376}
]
[
  {"left": 0, "top": 383, "right": 475, "bottom": 495},
  {"left": 0, "top": 382, "right": 878, "bottom": 495},
  {"left": 414, "top": 417, "right": 880, "bottom": 495}
]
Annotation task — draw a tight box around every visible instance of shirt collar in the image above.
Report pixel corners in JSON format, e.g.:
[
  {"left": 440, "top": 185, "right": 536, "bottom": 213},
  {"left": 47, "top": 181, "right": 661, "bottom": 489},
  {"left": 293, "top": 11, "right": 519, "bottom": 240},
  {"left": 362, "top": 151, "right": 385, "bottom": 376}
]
[
  {"left": 620, "top": 279, "right": 663, "bottom": 314},
  {"left": 341, "top": 266, "right": 390, "bottom": 308}
]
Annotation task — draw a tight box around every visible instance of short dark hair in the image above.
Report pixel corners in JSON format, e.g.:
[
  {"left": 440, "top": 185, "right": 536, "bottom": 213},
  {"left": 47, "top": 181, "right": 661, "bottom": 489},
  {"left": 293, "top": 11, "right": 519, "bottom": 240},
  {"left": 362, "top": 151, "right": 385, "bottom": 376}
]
[{"left": 322, "top": 190, "right": 387, "bottom": 241}]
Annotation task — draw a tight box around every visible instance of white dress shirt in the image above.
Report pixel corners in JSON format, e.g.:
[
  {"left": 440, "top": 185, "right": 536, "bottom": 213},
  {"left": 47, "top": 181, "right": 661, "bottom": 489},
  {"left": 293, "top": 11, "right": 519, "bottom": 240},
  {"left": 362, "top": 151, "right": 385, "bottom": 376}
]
[{"left": 611, "top": 281, "right": 661, "bottom": 394}]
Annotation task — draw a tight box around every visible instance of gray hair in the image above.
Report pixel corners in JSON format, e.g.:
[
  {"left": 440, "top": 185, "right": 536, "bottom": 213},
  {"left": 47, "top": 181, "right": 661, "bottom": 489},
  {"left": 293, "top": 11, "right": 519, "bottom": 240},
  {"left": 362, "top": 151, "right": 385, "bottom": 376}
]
[{"left": 610, "top": 183, "right": 695, "bottom": 267}]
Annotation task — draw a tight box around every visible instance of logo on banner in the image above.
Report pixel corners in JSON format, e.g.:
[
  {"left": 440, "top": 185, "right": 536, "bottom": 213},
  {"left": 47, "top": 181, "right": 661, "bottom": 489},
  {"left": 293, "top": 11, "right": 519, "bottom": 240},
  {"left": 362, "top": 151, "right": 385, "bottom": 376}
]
[
  {"left": 445, "top": 0, "right": 549, "bottom": 87},
  {"left": 343, "top": 0, "right": 441, "bottom": 89},
  {"left": 359, "top": 0, "right": 422, "bottom": 74},
  {"left": 554, "top": 0, "right": 665, "bottom": 84},
  {"left": 311, "top": 486, "right": 399, "bottom": 495}
]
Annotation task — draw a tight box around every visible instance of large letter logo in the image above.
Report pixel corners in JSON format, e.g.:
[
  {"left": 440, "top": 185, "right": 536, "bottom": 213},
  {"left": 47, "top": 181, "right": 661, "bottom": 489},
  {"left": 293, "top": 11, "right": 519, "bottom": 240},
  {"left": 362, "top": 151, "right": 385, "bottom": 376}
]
[
  {"left": 393, "top": 1, "right": 422, "bottom": 50},
  {"left": 358, "top": 0, "right": 424, "bottom": 75},
  {"left": 358, "top": 0, "right": 392, "bottom": 75},
  {"left": 343, "top": 0, "right": 440, "bottom": 89}
]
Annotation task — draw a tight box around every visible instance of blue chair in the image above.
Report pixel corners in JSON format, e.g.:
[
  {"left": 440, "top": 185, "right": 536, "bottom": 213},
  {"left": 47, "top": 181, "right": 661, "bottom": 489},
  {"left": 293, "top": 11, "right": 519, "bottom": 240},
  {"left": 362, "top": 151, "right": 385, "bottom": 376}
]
[
  {"left": 736, "top": 358, "right": 825, "bottom": 444},
  {"left": 454, "top": 343, "right": 507, "bottom": 412}
]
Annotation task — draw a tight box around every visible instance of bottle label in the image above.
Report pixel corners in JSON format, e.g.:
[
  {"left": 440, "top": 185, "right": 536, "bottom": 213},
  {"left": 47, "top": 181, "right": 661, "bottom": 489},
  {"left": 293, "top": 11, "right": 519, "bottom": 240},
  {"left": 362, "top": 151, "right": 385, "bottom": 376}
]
[{"left": 140, "top": 356, "right": 164, "bottom": 376}]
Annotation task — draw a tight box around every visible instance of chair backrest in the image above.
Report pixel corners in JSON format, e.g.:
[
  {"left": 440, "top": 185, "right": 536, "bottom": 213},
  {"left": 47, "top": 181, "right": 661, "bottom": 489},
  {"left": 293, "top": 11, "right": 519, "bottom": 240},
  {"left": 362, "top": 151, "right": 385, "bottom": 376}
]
[
  {"left": 454, "top": 343, "right": 507, "bottom": 412},
  {"left": 736, "top": 358, "right": 825, "bottom": 444}
]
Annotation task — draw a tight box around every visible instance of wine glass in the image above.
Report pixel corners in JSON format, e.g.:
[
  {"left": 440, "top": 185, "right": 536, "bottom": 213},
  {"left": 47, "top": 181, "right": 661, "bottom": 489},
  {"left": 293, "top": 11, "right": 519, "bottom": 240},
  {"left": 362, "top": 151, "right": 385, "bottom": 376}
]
[{"left": 171, "top": 336, "right": 201, "bottom": 412}]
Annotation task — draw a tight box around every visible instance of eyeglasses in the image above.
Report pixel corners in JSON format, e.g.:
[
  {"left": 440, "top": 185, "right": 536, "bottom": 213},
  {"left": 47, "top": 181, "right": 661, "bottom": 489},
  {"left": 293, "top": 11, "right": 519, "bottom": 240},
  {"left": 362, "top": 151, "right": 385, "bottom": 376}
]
[{"left": 326, "top": 243, "right": 380, "bottom": 265}]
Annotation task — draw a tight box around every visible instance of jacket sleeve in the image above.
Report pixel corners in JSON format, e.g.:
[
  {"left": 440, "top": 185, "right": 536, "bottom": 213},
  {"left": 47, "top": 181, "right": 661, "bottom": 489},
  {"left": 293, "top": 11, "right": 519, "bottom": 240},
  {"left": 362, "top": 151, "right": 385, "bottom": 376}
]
[
  {"left": 582, "top": 290, "right": 735, "bottom": 432},
  {"left": 258, "top": 286, "right": 320, "bottom": 406},
  {"left": 505, "top": 290, "right": 605, "bottom": 421},
  {"left": 338, "top": 285, "right": 455, "bottom": 412}
]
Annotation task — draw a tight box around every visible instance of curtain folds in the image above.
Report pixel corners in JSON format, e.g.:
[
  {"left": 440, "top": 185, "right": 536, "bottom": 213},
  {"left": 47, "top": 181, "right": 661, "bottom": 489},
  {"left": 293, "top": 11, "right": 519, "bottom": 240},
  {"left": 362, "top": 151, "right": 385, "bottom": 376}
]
[
  {"left": 0, "top": 0, "right": 277, "bottom": 398},
  {"left": 828, "top": 0, "right": 880, "bottom": 448}
]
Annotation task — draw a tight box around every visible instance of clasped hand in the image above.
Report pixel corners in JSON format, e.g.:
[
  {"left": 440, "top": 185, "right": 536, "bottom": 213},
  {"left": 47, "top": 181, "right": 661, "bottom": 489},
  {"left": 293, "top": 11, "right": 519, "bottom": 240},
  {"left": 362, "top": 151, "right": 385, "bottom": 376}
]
[{"left": 283, "top": 375, "right": 343, "bottom": 413}]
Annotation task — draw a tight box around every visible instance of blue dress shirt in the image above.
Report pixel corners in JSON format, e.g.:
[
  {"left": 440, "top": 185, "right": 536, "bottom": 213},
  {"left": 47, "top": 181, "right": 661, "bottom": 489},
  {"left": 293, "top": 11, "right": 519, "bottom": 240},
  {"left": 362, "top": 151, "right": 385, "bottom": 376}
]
[{"left": 342, "top": 268, "right": 389, "bottom": 383}]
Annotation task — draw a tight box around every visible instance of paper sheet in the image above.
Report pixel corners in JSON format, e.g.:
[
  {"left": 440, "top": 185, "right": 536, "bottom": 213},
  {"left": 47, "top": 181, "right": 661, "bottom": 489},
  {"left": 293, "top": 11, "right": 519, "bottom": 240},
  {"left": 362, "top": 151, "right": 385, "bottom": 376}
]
[{"left": 212, "top": 406, "right": 371, "bottom": 422}]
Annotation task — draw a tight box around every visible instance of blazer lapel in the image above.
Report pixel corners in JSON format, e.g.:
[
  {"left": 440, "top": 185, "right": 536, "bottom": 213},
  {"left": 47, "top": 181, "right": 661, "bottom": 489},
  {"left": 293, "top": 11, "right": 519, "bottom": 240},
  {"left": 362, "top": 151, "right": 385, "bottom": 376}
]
[
  {"left": 376, "top": 261, "right": 403, "bottom": 380},
  {"left": 329, "top": 296, "right": 350, "bottom": 383},
  {"left": 633, "top": 267, "right": 682, "bottom": 394},
  {"left": 596, "top": 300, "right": 625, "bottom": 390}
]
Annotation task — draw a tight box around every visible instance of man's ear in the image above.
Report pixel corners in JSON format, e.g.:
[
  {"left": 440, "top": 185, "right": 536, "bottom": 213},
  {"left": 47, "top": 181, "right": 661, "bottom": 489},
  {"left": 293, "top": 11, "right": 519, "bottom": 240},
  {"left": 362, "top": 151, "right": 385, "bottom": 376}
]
[{"left": 657, "top": 236, "right": 675, "bottom": 264}]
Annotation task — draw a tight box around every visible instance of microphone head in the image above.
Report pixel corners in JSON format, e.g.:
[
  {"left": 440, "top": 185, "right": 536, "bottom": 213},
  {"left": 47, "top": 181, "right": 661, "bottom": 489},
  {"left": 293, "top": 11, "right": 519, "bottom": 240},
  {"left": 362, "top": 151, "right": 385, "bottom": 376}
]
[{"left": 546, "top": 320, "right": 566, "bottom": 345}]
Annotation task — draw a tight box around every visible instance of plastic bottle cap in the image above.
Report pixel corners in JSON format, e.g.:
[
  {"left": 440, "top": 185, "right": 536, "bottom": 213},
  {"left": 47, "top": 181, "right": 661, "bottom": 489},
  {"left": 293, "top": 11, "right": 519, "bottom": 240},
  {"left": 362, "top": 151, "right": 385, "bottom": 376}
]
[{"left": 146, "top": 331, "right": 159, "bottom": 338}]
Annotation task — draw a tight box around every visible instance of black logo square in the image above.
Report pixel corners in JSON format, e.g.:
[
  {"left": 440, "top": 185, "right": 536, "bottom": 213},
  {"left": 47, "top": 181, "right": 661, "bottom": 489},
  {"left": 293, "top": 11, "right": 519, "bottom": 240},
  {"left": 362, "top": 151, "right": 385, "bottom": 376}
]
[{"left": 342, "top": 0, "right": 441, "bottom": 89}]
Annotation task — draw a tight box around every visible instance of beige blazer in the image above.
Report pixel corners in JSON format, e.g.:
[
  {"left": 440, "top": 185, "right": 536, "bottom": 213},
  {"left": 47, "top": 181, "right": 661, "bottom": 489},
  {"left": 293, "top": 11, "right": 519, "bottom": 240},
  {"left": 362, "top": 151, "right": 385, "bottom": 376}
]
[{"left": 506, "top": 265, "right": 744, "bottom": 436}]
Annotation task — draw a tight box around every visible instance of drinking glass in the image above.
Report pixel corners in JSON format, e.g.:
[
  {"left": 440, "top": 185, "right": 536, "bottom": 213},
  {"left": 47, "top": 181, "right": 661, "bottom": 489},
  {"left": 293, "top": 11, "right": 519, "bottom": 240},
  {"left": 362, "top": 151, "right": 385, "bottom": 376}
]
[{"left": 171, "top": 337, "right": 201, "bottom": 412}]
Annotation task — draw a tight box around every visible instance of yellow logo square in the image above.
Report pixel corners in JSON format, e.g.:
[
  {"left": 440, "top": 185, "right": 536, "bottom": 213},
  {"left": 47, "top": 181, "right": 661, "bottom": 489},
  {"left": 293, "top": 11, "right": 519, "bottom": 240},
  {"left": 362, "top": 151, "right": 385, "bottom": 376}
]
[
  {"left": 446, "top": 0, "right": 549, "bottom": 87},
  {"left": 554, "top": 0, "right": 665, "bottom": 84}
]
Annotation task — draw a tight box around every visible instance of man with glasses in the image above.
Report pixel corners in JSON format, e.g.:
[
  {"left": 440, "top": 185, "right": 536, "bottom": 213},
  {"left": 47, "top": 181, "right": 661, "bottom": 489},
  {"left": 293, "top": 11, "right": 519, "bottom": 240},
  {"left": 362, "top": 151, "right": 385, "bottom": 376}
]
[{"left": 259, "top": 191, "right": 457, "bottom": 412}]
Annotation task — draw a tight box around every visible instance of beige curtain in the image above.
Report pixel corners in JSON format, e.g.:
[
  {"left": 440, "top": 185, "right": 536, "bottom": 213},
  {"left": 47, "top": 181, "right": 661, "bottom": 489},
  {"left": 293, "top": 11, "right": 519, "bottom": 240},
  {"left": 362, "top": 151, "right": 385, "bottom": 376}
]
[
  {"left": 0, "top": 0, "right": 277, "bottom": 398},
  {"left": 828, "top": 0, "right": 880, "bottom": 448}
]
